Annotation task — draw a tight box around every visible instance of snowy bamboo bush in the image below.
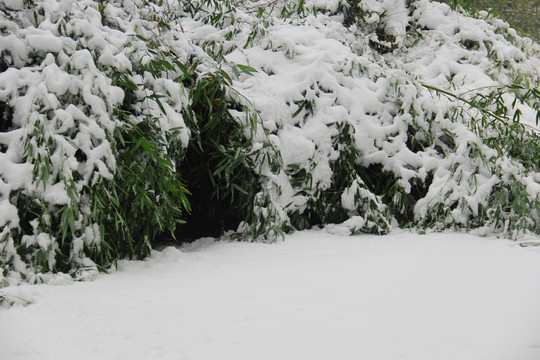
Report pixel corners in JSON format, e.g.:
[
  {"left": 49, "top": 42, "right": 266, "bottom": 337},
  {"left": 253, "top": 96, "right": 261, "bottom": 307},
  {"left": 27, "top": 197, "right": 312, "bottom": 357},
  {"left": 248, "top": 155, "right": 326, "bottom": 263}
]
[{"left": 1, "top": 0, "right": 539, "bottom": 286}]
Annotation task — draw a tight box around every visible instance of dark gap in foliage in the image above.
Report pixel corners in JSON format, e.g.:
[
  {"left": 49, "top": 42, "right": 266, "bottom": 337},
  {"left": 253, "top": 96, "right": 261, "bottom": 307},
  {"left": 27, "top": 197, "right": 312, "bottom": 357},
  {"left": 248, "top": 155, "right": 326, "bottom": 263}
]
[
  {"left": 462, "top": 39, "right": 480, "bottom": 51},
  {"left": 397, "top": 172, "right": 434, "bottom": 225},
  {"left": 0, "top": 55, "right": 9, "bottom": 73},
  {"left": 406, "top": 127, "right": 426, "bottom": 153},
  {"left": 173, "top": 175, "right": 245, "bottom": 242},
  {"left": 0, "top": 101, "right": 13, "bottom": 135},
  {"left": 74, "top": 149, "right": 87, "bottom": 162},
  {"left": 291, "top": 122, "right": 354, "bottom": 228},
  {"left": 369, "top": 30, "right": 397, "bottom": 54},
  {"left": 309, "top": 195, "right": 349, "bottom": 227},
  {"left": 170, "top": 72, "right": 261, "bottom": 243},
  {"left": 358, "top": 163, "right": 395, "bottom": 197},
  {"left": 357, "top": 163, "right": 434, "bottom": 226},
  {"left": 10, "top": 191, "right": 39, "bottom": 238},
  {"left": 340, "top": 0, "right": 361, "bottom": 27}
]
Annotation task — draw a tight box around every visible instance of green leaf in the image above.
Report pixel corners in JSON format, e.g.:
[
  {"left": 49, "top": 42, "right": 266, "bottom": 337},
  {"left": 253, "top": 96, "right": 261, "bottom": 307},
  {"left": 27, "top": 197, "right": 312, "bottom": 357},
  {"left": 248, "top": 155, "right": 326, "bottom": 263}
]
[
  {"left": 236, "top": 64, "right": 258, "bottom": 76},
  {"left": 135, "top": 34, "right": 148, "bottom": 42}
]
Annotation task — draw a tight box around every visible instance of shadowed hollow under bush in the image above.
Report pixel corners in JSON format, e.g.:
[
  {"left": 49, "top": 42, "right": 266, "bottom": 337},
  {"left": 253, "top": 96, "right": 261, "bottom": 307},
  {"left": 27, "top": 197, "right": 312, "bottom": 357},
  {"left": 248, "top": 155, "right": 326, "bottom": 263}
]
[{"left": 177, "top": 69, "right": 262, "bottom": 240}]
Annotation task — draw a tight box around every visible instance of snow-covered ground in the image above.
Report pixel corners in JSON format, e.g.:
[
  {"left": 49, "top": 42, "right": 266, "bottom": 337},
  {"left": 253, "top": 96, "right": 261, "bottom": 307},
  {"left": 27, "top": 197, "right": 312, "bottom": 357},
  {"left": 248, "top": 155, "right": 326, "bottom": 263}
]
[{"left": 1, "top": 230, "right": 540, "bottom": 360}]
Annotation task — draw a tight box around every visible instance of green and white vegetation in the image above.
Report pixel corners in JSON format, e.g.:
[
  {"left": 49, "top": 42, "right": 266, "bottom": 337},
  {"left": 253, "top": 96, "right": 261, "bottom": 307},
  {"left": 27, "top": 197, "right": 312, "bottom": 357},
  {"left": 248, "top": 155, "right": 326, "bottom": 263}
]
[{"left": 0, "top": 0, "right": 539, "bottom": 287}]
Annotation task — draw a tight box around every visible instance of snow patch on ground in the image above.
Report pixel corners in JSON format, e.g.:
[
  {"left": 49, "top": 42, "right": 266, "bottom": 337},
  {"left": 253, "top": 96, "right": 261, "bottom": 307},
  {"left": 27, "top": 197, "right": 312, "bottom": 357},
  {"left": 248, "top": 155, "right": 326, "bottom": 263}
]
[{"left": 1, "top": 231, "right": 540, "bottom": 360}]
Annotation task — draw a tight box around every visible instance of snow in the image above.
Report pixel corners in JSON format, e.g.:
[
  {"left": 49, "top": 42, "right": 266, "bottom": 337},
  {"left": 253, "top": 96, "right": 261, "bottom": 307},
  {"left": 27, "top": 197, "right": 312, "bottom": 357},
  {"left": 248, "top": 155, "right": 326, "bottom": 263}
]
[
  {"left": 25, "top": 33, "right": 63, "bottom": 53},
  {"left": 0, "top": 0, "right": 539, "bottom": 286},
  {"left": 2, "top": 231, "right": 540, "bottom": 360}
]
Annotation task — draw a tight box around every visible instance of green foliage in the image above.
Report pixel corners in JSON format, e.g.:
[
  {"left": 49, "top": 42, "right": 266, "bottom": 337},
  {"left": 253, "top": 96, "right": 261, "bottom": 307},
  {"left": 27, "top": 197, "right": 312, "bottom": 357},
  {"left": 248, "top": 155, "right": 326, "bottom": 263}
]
[
  {"left": 422, "top": 80, "right": 540, "bottom": 172},
  {"left": 420, "top": 80, "right": 540, "bottom": 237},
  {"left": 0, "top": 0, "right": 197, "bottom": 281},
  {"left": 336, "top": 0, "right": 399, "bottom": 53},
  {"left": 292, "top": 121, "right": 391, "bottom": 234},
  {"left": 180, "top": 0, "right": 235, "bottom": 27},
  {"left": 91, "top": 118, "right": 191, "bottom": 261},
  {"left": 179, "top": 68, "right": 265, "bottom": 238},
  {"left": 279, "top": 0, "right": 317, "bottom": 19},
  {"left": 86, "top": 32, "right": 194, "bottom": 262},
  {"left": 337, "top": 0, "right": 362, "bottom": 27},
  {"left": 448, "top": 0, "right": 475, "bottom": 13}
]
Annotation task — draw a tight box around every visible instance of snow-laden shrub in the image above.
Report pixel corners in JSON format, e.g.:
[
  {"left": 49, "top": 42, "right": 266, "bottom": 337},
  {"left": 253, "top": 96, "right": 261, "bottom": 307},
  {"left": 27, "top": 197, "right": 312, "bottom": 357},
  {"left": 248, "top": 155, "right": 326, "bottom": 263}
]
[
  {"left": 1, "top": 0, "right": 540, "bottom": 286},
  {"left": 214, "top": 0, "right": 540, "bottom": 238},
  {"left": 0, "top": 0, "right": 194, "bottom": 283}
]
